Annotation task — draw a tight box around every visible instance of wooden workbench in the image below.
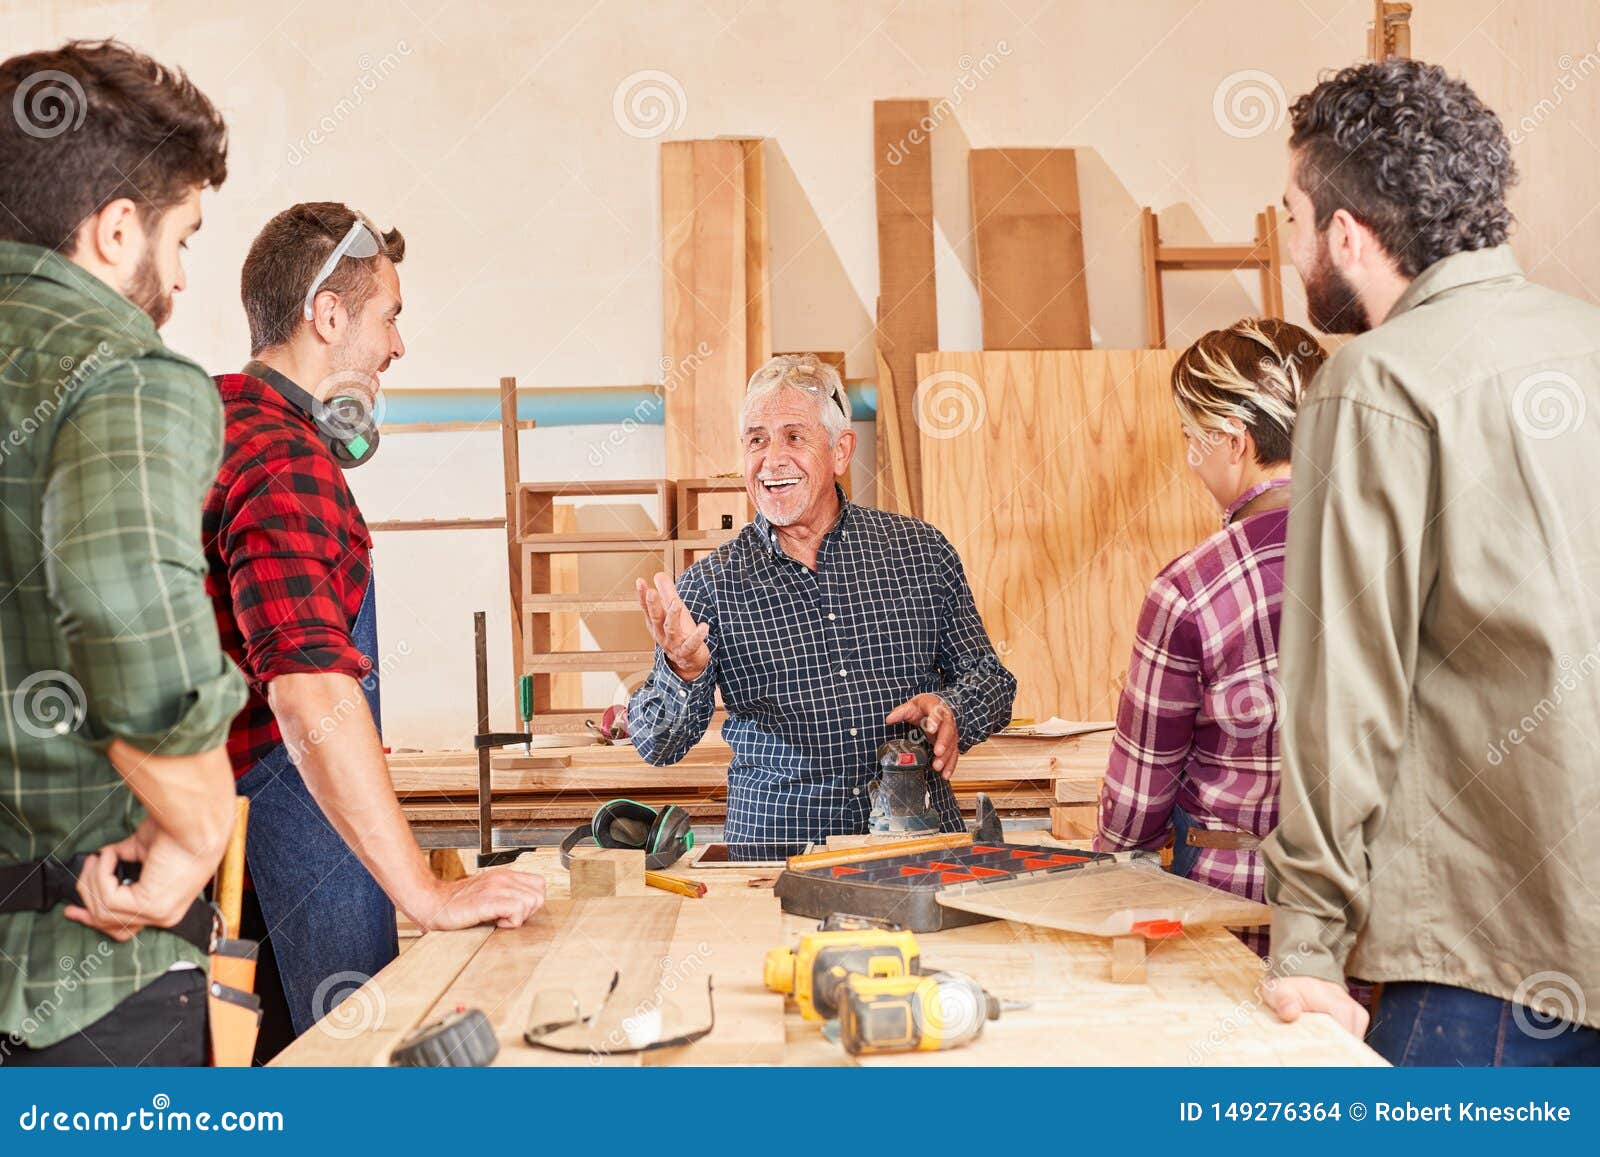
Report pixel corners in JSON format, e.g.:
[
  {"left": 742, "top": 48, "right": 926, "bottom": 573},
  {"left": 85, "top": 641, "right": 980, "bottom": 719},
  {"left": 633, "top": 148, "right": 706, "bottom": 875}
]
[
  {"left": 389, "top": 730, "right": 1115, "bottom": 840},
  {"left": 272, "top": 836, "right": 1384, "bottom": 1068}
]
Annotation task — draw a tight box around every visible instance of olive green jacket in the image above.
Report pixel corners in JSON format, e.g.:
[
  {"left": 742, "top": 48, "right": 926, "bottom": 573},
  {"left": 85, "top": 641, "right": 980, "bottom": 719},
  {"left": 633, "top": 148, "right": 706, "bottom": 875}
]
[{"left": 1266, "top": 245, "right": 1600, "bottom": 1028}]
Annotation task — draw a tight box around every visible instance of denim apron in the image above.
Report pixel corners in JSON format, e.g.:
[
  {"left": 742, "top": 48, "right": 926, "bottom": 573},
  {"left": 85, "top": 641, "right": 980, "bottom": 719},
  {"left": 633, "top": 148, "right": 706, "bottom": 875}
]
[{"left": 234, "top": 577, "right": 397, "bottom": 1036}]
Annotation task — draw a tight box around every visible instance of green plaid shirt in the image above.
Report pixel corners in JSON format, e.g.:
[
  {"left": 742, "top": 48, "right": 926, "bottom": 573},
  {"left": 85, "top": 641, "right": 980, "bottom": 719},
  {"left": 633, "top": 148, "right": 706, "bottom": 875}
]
[{"left": 0, "top": 243, "right": 246, "bottom": 1051}]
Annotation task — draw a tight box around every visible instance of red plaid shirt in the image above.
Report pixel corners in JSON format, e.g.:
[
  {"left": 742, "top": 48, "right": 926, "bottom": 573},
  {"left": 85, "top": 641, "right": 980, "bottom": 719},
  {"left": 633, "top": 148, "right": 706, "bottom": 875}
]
[
  {"left": 1096, "top": 500, "right": 1289, "bottom": 953},
  {"left": 203, "top": 372, "right": 373, "bottom": 775}
]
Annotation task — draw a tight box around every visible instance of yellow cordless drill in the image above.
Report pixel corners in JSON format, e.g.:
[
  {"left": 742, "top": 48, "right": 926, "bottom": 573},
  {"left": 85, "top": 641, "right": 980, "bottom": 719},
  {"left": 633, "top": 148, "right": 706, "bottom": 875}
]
[
  {"left": 836, "top": 970, "right": 1008, "bottom": 1055},
  {"left": 763, "top": 928, "right": 922, "bottom": 1021}
]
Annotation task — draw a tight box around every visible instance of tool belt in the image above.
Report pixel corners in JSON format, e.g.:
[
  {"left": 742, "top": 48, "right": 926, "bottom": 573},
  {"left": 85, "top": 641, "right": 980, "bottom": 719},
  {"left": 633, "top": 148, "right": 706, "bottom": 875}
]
[
  {"left": 1182, "top": 828, "right": 1261, "bottom": 851},
  {"left": 0, "top": 853, "right": 214, "bottom": 954}
]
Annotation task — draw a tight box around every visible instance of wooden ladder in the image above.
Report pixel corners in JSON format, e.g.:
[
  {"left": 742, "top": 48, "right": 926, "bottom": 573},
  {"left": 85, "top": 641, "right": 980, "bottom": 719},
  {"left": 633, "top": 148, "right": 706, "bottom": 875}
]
[{"left": 1140, "top": 206, "right": 1284, "bottom": 349}]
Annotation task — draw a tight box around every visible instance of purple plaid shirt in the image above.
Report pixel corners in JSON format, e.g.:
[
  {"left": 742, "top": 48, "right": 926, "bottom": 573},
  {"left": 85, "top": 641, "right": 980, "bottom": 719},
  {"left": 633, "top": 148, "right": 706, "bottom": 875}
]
[{"left": 1096, "top": 492, "right": 1289, "bottom": 950}]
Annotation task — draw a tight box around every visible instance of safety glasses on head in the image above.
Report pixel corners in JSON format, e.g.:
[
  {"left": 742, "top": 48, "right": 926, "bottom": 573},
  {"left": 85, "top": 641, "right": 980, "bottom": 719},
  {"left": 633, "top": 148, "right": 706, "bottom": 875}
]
[
  {"left": 302, "top": 219, "right": 381, "bottom": 321},
  {"left": 748, "top": 363, "right": 850, "bottom": 419}
]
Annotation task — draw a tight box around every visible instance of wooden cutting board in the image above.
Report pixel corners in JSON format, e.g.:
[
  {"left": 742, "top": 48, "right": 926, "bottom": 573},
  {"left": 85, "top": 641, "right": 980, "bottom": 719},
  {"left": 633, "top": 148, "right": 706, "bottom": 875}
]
[{"left": 935, "top": 856, "right": 1269, "bottom": 936}]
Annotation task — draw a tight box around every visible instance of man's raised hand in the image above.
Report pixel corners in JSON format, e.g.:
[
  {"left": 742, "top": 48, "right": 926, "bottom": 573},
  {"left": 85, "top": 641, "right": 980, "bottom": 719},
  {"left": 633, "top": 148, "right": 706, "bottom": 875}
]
[{"left": 637, "top": 572, "right": 710, "bottom": 682}]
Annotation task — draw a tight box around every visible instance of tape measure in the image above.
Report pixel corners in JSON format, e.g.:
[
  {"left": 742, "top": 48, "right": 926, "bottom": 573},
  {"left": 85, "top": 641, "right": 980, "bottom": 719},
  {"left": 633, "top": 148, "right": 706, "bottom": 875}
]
[{"left": 390, "top": 1007, "right": 499, "bottom": 1067}]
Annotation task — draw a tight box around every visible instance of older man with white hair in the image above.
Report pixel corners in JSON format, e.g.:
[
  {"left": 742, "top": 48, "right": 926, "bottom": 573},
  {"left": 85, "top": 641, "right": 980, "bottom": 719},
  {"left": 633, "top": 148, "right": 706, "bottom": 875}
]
[{"left": 629, "top": 354, "right": 1017, "bottom": 846}]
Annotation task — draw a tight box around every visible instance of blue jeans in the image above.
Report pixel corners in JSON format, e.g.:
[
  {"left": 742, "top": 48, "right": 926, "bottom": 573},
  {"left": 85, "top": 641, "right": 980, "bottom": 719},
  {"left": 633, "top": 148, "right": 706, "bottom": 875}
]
[
  {"left": 235, "top": 577, "right": 396, "bottom": 1037},
  {"left": 1169, "top": 804, "right": 1201, "bottom": 879},
  {"left": 1368, "top": 981, "right": 1600, "bottom": 1066}
]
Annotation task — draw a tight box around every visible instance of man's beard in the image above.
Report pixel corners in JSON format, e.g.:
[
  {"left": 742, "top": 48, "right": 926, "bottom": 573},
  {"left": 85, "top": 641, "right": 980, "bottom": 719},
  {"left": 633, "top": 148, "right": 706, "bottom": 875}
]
[
  {"left": 1303, "top": 238, "right": 1369, "bottom": 335},
  {"left": 123, "top": 247, "right": 172, "bottom": 329},
  {"left": 754, "top": 493, "right": 799, "bottom": 527}
]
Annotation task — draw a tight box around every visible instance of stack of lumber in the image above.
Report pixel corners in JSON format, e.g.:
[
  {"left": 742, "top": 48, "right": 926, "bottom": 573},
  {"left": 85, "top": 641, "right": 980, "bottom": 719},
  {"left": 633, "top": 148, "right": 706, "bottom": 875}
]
[{"left": 391, "top": 731, "right": 1112, "bottom": 835}]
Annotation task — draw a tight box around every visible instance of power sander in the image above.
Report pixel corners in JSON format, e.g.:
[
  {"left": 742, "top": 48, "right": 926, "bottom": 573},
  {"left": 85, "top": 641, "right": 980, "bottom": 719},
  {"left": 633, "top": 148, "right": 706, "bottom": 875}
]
[{"left": 869, "top": 731, "right": 941, "bottom": 836}]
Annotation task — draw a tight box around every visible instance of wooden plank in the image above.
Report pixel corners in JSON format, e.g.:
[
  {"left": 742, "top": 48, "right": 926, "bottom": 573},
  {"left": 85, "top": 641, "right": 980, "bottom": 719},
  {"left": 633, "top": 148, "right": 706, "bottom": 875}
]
[
  {"left": 873, "top": 100, "right": 937, "bottom": 518},
  {"left": 873, "top": 350, "right": 913, "bottom": 516},
  {"left": 501, "top": 375, "right": 526, "bottom": 698},
  {"left": 525, "top": 595, "right": 638, "bottom": 614},
  {"left": 741, "top": 139, "right": 771, "bottom": 380},
  {"left": 521, "top": 533, "right": 674, "bottom": 549},
  {"left": 1156, "top": 243, "right": 1270, "bottom": 269},
  {"left": 525, "top": 650, "right": 655, "bottom": 673},
  {"left": 428, "top": 897, "right": 678, "bottom": 1067},
  {"left": 382, "top": 419, "right": 535, "bottom": 434},
  {"left": 389, "top": 733, "right": 1111, "bottom": 785},
  {"left": 269, "top": 926, "right": 493, "bottom": 1066},
  {"left": 662, "top": 139, "right": 749, "bottom": 478},
  {"left": 1259, "top": 206, "right": 1284, "bottom": 317},
  {"left": 1051, "top": 803, "right": 1098, "bottom": 840},
  {"left": 644, "top": 894, "right": 785, "bottom": 1065},
  {"left": 1140, "top": 208, "right": 1165, "bottom": 348},
  {"left": 1053, "top": 777, "right": 1103, "bottom": 805},
  {"left": 368, "top": 517, "right": 505, "bottom": 533},
  {"left": 404, "top": 798, "right": 732, "bottom": 824},
  {"left": 969, "top": 149, "right": 1091, "bottom": 350},
  {"left": 919, "top": 351, "right": 1216, "bottom": 721},
  {"left": 390, "top": 757, "right": 1063, "bottom": 798}
]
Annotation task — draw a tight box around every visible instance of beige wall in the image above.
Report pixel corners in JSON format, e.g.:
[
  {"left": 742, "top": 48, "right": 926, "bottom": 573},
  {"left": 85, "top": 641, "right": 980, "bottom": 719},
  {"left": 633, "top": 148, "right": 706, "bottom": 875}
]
[{"left": 8, "top": 0, "right": 1596, "bottom": 747}]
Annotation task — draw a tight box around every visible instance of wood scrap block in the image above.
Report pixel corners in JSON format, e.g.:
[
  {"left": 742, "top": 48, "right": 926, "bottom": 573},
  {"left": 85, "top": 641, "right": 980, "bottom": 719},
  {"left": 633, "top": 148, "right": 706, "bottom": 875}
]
[
  {"left": 873, "top": 100, "right": 937, "bottom": 518},
  {"left": 969, "top": 149, "right": 1091, "bottom": 350},
  {"left": 1051, "top": 804, "right": 1099, "bottom": 841},
  {"left": 1110, "top": 935, "right": 1147, "bottom": 984},
  {"left": 428, "top": 848, "right": 467, "bottom": 882},
  {"left": 570, "top": 847, "right": 648, "bottom": 898}
]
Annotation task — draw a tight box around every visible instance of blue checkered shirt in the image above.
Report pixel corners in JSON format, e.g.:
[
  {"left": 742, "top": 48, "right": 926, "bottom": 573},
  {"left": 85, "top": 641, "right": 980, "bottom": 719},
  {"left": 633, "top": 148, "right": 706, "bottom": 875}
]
[{"left": 629, "top": 493, "right": 1017, "bottom": 843}]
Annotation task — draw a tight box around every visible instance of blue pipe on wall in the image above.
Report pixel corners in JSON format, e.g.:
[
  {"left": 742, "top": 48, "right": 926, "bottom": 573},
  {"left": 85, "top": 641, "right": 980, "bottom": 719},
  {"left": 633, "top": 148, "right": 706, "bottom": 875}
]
[{"left": 382, "top": 384, "right": 877, "bottom": 427}]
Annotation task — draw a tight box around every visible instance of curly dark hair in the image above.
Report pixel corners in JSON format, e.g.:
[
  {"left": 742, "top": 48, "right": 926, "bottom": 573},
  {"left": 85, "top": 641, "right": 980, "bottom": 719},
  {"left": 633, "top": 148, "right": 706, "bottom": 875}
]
[
  {"left": 1289, "top": 59, "right": 1516, "bottom": 278},
  {"left": 0, "top": 39, "right": 227, "bottom": 252}
]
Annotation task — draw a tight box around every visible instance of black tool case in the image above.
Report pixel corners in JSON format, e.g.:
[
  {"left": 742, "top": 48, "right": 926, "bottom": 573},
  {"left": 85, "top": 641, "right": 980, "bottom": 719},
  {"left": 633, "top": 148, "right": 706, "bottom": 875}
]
[{"left": 772, "top": 842, "right": 1116, "bottom": 932}]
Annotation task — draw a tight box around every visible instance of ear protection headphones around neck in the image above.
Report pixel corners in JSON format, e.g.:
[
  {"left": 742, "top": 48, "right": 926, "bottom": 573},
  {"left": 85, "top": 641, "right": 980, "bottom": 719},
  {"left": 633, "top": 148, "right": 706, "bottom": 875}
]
[
  {"left": 243, "top": 359, "right": 381, "bottom": 470},
  {"left": 559, "top": 800, "right": 695, "bottom": 872}
]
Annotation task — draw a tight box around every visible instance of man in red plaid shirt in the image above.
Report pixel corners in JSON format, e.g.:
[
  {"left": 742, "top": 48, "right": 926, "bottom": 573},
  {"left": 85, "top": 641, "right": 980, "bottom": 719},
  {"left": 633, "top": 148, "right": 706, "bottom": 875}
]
[{"left": 204, "top": 202, "right": 545, "bottom": 1059}]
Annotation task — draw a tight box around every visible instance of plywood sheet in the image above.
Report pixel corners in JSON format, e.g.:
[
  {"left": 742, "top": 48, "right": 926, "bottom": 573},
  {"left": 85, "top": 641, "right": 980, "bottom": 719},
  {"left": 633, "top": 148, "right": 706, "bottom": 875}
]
[
  {"left": 970, "top": 149, "right": 1091, "bottom": 349},
  {"left": 918, "top": 350, "right": 1216, "bottom": 720},
  {"left": 937, "top": 857, "right": 1269, "bottom": 934}
]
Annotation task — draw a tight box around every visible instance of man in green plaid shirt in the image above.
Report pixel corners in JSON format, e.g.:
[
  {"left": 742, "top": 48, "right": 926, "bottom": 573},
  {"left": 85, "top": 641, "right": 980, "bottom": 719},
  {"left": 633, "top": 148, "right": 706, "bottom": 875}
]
[{"left": 0, "top": 41, "right": 246, "bottom": 1065}]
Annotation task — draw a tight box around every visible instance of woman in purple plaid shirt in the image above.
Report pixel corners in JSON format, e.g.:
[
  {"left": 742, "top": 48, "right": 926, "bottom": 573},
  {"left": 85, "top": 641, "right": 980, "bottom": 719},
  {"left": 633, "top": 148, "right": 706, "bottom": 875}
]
[{"left": 1095, "top": 318, "right": 1326, "bottom": 956}]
